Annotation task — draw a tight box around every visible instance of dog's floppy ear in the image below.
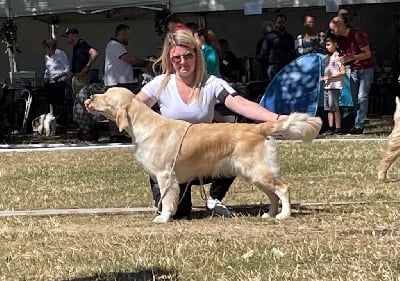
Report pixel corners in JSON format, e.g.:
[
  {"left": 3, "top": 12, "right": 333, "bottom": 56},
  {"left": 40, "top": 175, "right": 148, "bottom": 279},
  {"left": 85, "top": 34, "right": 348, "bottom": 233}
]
[{"left": 115, "top": 107, "right": 129, "bottom": 132}]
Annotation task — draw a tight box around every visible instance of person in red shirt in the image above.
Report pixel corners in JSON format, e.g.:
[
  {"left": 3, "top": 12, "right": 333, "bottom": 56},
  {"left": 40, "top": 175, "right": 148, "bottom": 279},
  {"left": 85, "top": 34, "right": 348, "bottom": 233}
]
[
  {"left": 166, "top": 14, "right": 187, "bottom": 32},
  {"left": 329, "top": 16, "right": 375, "bottom": 134}
]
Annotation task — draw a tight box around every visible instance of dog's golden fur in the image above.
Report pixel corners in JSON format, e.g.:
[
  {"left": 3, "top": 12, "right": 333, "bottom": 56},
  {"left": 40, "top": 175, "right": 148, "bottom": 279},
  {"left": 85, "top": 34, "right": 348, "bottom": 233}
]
[
  {"left": 87, "top": 87, "right": 322, "bottom": 223},
  {"left": 378, "top": 96, "right": 400, "bottom": 181}
]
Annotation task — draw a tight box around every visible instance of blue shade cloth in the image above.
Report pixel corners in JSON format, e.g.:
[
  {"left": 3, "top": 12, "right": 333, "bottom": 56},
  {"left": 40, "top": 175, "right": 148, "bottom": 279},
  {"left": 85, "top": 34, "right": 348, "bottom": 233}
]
[
  {"left": 259, "top": 54, "right": 324, "bottom": 117},
  {"left": 259, "top": 53, "right": 354, "bottom": 116},
  {"left": 339, "top": 75, "right": 353, "bottom": 106}
]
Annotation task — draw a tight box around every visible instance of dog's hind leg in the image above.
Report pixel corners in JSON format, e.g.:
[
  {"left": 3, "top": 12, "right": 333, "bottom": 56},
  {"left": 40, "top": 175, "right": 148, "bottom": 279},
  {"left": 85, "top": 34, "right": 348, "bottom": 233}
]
[
  {"left": 378, "top": 137, "right": 400, "bottom": 181},
  {"left": 272, "top": 179, "right": 290, "bottom": 220},
  {"left": 152, "top": 172, "right": 180, "bottom": 223},
  {"left": 260, "top": 188, "right": 279, "bottom": 218},
  {"left": 245, "top": 137, "right": 290, "bottom": 219},
  {"left": 256, "top": 177, "right": 291, "bottom": 220},
  {"left": 378, "top": 96, "right": 400, "bottom": 181}
]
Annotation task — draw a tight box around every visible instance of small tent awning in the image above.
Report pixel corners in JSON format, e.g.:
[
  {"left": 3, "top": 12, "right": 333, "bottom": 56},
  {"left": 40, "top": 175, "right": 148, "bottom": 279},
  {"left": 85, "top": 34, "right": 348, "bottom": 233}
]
[{"left": 1, "top": 0, "right": 167, "bottom": 18}]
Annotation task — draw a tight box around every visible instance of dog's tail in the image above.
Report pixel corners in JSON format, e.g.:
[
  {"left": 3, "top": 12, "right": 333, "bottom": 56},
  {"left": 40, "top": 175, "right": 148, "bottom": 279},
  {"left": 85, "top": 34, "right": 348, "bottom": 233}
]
[{"left": 259, "top": 113, "right": 322, "bottom": 142}]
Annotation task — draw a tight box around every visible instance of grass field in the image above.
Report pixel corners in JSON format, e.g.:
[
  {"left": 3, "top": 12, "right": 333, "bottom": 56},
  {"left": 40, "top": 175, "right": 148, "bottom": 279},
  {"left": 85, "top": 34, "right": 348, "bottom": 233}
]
[{"left": 0, "top": 140, "right": 399, "bottom": 281}]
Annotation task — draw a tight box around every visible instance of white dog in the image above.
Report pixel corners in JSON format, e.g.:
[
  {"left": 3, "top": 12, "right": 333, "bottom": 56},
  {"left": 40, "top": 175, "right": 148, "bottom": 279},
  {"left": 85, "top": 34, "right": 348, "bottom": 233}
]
[{"left": 32, "top": 104, "right": 56, "bottom": 136}]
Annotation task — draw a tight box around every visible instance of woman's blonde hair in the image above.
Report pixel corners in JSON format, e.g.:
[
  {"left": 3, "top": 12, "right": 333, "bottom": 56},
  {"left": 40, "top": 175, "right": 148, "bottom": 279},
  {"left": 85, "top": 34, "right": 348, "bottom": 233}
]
[{"left": 154, "top": 29, "right": 206, "bottom": 102}]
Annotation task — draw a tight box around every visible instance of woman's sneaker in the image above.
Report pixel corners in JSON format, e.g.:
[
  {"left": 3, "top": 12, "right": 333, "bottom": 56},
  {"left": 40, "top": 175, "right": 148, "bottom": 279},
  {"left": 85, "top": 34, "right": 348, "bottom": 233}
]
[{"left": 206, "top": 199, "right": 232, "bottom": 217}]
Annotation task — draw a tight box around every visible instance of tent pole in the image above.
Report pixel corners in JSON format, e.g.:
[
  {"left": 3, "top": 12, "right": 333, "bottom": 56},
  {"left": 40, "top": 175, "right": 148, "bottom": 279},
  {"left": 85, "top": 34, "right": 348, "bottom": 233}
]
[
  {"left": 49, "top": 16, "right": 59, "bottom": 39},
  {"left": 7, "top": 48, "right": 17, "bottom": 73},
  {"left": 5, "top": 0, "right": 16, "bottom": 72},
  {"left": 49, "top": 24, "right": 57, "bottom": 39}
]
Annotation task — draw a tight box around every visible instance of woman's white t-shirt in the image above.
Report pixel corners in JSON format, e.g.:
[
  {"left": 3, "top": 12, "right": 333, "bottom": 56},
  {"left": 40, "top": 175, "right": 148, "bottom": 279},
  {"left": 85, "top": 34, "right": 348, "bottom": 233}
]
[{"left": 141, "top": 74, "right": 236, "bottom": 123}]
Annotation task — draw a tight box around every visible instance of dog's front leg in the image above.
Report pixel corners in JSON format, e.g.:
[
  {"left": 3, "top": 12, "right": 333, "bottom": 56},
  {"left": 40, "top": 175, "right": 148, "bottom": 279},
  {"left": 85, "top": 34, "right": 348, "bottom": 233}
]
[{"left": 152, "top": 173, "right": 180, "bottom": 224}]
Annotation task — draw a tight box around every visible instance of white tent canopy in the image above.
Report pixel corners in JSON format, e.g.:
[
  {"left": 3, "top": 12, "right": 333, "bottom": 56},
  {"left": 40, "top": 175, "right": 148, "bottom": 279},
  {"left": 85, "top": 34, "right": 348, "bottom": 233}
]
[
  {"left": 0, "top": 0, "right": 167, "bottom": 18},
  {"left": 169, "top": 0, "right": 400, "bottom": 13}
]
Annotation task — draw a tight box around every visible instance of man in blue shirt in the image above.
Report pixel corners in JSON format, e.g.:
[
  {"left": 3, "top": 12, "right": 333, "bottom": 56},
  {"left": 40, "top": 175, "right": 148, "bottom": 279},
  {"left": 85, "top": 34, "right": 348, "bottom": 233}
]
[{"left": 62, "top": 27, "right": 98, "bottom": 97}]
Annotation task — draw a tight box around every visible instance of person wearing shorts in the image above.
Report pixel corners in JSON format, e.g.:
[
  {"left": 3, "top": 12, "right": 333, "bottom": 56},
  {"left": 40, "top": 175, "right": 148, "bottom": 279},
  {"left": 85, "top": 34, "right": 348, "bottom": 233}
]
[{"left": 320, "top": 36, "right": 345, "bottom": 135}]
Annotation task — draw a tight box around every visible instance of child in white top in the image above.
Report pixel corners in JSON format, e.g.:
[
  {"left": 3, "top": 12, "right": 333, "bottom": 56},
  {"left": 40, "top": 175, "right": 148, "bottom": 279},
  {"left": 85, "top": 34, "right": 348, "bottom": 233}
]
[{"left": 320, "top": 36, "right": 345, "bottom": 135}]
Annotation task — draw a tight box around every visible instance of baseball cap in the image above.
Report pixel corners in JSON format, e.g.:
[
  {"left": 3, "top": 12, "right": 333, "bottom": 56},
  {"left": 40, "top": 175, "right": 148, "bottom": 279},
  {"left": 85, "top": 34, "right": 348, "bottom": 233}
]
[{"left": 61, "top": 27, "right": 79, "bottom": 37}]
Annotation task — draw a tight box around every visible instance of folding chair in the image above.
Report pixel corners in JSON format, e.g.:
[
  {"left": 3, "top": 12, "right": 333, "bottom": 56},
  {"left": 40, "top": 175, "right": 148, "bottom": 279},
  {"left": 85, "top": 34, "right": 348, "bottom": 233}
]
[{"left": 20, "top": 88, "right": 33, "bottom": 134}]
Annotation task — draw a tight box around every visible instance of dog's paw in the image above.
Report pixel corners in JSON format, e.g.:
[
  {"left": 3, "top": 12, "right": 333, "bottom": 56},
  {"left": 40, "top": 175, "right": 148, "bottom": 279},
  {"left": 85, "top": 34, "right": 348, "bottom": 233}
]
[
  {"left": 262, "top": 212, "right": 290, "bottom": 220},
  {"left": 275, "top": 212, "right": 291, "bottom": 220},
  {"left": 152, "top": 215, "right": 171, "bottom": 224},
  {"left": 261, "top": 213, "right": 274, "bottom": 219},
  {"left": 377, "top": 173, "right": 388, "bottom": 182}
]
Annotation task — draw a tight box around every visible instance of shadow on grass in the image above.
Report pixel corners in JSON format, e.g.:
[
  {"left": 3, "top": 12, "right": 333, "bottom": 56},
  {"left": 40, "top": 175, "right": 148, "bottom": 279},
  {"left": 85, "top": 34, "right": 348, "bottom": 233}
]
[
  {"left": 61, "top": 266, "right": 178, "bottom": 281},
  {"left": 339, "top": 228, "right": 399, "bottom": 237},
  {"left": 383, "top": 178, "right": 400, "bottom": 183},
  {"left": 189, "top": 203, "right": 333, "bottom": 220}
]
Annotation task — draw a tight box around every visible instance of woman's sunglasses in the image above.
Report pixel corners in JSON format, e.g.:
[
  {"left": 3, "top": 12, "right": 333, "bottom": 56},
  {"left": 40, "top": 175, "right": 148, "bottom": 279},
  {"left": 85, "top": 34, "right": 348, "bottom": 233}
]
[{"left": 170, "top": 52, "right": 194, "bottom": 63}]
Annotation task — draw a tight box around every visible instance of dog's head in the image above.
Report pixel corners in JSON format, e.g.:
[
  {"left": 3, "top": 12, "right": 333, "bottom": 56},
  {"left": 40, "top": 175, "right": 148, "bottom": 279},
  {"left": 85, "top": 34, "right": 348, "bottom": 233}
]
[{"left": 87, "top": 87, "right": 135, "bottom": 132}]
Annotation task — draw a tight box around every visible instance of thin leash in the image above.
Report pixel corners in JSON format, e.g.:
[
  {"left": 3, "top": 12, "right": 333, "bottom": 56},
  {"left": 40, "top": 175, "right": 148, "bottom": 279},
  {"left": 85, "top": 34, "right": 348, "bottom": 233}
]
[
  {"left": 183, "top": 178, "right": 208, "bottom": 205},
  {"left": 199, "top": 179, "right": 208, "bottom": 201},
  {"left": 176, "top": 178, "right": 208, "bottom": 210},
  {"left": 156, "top": 123, "right": 193, "bottom": 212}
]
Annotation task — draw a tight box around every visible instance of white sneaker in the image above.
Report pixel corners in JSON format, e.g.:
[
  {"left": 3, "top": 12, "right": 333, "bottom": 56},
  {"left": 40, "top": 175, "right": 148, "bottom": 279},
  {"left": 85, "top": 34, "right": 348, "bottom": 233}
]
[{"left": 206, "top": 199, "right": 232, "bottom": 217}]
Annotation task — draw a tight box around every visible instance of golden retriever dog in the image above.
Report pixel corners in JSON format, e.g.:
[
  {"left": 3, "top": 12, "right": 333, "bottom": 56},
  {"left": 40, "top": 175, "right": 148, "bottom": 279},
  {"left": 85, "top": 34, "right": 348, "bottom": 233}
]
[
  {"left": 86, "top": 87, "right": 322, "bottom": 223},
  {"left": 378, "top": 96, "right": 400, "bottom": 181}
]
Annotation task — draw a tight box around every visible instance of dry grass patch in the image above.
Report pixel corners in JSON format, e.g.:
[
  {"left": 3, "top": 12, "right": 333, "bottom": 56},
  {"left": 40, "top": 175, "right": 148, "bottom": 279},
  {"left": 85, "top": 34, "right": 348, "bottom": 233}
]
[{"left": 0, "top": 141, "right": 399, "bottom": 280}]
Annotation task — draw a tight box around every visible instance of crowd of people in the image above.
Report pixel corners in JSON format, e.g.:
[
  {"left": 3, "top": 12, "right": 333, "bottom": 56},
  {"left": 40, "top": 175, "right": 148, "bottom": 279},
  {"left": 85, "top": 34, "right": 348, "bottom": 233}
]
[
  {"left": 255, "top": 9, "right": 376, "bottom": 136},
  {"left": 39, "top": 7, "right": 376, "bottom": 143}
]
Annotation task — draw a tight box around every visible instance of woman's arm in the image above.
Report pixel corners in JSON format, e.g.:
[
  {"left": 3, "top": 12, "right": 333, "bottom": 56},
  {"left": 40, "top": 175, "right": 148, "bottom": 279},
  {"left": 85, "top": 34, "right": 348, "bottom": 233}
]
[
  {"left": 135, "top": 91, "right": 158, "bottom": 108},
  {"left": 224, "top": 94, "right": 285, "bottom": 121}
]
